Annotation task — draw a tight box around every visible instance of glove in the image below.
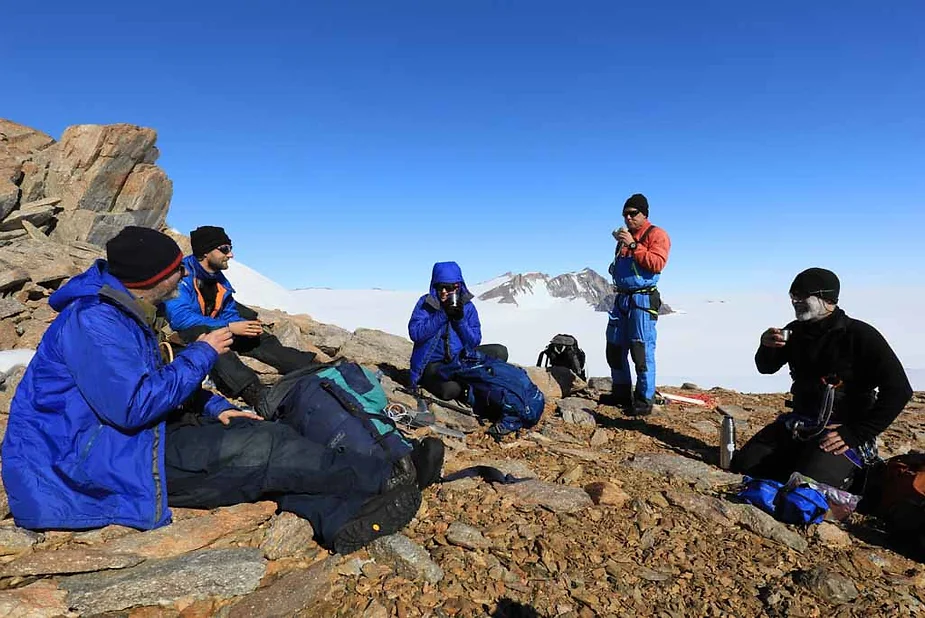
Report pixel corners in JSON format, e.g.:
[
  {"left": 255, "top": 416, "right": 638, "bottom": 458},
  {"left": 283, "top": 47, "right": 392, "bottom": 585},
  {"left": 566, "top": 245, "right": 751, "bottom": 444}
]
[{"left": 444, "top": 303, "right": 464, "bottom": 321}]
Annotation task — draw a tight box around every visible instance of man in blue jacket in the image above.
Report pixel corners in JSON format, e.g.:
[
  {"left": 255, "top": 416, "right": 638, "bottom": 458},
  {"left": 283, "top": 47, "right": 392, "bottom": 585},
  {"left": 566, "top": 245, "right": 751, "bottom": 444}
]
[
  {"left": 1, "top": 226, "right": 420, "bottom": 554},
  {"left": 163, "top": 226, "right": 315, "bottom": 408},
  {"left": 408, "top": 262, "right": 508, "bottom": 434}
]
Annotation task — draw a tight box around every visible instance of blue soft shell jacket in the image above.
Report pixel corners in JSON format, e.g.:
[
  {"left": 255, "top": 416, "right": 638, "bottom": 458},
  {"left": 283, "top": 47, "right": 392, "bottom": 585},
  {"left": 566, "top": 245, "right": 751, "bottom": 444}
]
[
  {"left": 162, "top": 255, "right": 245, "bottom": 331},
  {"left": 1, "top": 260, "right": 230, "bottom": 530},
  {"left": 407, "top": 262, "right": 482, "bottom": 387}
]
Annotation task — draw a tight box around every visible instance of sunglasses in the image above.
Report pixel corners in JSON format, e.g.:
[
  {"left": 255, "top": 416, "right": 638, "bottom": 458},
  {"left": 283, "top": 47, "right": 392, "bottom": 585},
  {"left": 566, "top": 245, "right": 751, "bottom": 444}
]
[
  {"left": 790, "top": 289, "right": 835, "bottom": 302},
  {"left": 176, "top": 263, "right": 187, "bottom": 277},
  {"left": 623, "top": 210, "right": 640, "bottom": 218},
  {"left": 216, "top": 245, "right": 233, "bottom": 255},
  {"left": 435, "top": 283, "right": 460, "bottom": 292}
]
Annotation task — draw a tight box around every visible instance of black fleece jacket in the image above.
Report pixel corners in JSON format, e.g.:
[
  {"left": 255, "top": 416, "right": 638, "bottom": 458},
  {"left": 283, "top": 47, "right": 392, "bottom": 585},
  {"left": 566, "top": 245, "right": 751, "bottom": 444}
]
[{"left": 755, "top": 308, "right": 912, "bottom": 448}]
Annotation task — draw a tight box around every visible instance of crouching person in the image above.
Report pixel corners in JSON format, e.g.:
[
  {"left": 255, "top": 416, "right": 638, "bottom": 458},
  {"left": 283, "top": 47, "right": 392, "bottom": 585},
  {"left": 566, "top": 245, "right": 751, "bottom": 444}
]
[
  {"left": 0, "top": 227, "right": 420, "bottom": 554},
  {"left": 731, "top": 268, "right": 912, "bottom": 490},
  {"left": 409, "top": 261, "right": 508, "bottom": 401},
  {"left": 408, "top": 262, "right": 543, "bottom": 440}
]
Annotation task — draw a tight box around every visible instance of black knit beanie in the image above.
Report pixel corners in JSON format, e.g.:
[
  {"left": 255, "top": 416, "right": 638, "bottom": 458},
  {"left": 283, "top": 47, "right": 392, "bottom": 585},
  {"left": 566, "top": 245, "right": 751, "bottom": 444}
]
[
  {"left": 790, "top": 267, "right": 840, "bottom": 303},
  {"left": 190, "top": 226, "right": 232, "bottom": 257},
  {"left": 623, "top": 193, "right": 649, "bottom": 217},
  {"left": 106, "top": 226, "right": 183, "bottom": 289}
]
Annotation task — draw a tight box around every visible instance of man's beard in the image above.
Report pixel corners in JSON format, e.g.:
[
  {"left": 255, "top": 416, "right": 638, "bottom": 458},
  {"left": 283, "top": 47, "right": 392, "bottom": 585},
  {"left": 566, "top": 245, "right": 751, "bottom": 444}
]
[{"left": 794, "top": 296, "right": 830, "bottom": 322}]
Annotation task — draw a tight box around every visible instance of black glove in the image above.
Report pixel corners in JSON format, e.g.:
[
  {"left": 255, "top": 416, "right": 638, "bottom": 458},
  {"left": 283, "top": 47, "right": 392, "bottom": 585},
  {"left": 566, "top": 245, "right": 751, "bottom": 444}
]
[{"left": 444, "top": 302, "right": 464, "bottom": 321}]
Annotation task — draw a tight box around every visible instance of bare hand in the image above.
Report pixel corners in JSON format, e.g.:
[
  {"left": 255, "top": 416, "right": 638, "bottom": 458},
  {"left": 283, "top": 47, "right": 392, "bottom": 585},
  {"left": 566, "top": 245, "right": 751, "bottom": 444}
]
[
  {"left": 819, "top": 425, "right": 849, "bottom": 455},
  {"left": 616, "top": 229, "right": 634, "bottom": 245},
  {"left": 217, "top": 409, "right": 263, "bottom": 425},
  {"left": 197, "top": 328, "right": 233, "bottom": 355},
  {"left": 229, "top": 320, "right": 264, "bottom": 337},
  {"left": 760, "top": 327, "right": 787, "bottom": 348}
]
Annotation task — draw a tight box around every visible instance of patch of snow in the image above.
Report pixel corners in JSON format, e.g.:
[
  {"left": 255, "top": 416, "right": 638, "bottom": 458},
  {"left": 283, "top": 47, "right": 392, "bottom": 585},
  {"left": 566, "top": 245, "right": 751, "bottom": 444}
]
[{"left": 0, "top": 350, "right": 35, "bottom": 373}]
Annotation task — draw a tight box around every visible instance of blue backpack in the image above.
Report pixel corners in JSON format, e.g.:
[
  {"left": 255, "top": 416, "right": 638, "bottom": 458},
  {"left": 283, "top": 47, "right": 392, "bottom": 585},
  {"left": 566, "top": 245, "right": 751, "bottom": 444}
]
[
  {"left": 262, "top": 362, "right": 412, "bottom": 463},
  {"left": 438, "top": 353, "right": 545, "bottom": 433}
]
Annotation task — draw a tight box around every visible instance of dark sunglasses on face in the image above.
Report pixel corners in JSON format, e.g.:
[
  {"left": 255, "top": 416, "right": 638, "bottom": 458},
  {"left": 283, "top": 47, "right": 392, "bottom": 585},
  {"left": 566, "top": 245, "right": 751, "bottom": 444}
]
[
  {"left": 790, "top": 289, "right": 835, "bottom": 302},
  {"left": 436, "top": 283, "right": 460, "bottom": 293},
  {"left": 623, "top": 210, "right": 640, "bottom": 218},
  {"left": 174, "top": 263, "right": 187, "bottom": 278},
  {"left": 216, "top": 245, "right": 233, "bottom": 255}
]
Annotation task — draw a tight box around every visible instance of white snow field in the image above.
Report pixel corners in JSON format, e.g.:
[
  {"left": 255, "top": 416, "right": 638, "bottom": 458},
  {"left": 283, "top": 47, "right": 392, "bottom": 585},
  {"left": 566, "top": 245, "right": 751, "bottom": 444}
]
[{"left": 226, "top": 262, "right": 923, "bottom": 394}]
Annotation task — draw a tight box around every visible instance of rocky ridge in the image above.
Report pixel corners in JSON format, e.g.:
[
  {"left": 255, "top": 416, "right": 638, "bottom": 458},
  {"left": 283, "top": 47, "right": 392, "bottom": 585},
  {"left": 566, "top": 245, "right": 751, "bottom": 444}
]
[{"left": 1, "top": 120, "right": 923, "bottom": 617}]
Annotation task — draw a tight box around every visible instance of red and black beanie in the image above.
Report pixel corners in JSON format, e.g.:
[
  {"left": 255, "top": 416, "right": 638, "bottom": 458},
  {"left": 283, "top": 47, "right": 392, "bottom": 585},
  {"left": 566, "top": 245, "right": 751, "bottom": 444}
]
[{"left": 106, "top": 226, "right": 183, "bottom": 289}]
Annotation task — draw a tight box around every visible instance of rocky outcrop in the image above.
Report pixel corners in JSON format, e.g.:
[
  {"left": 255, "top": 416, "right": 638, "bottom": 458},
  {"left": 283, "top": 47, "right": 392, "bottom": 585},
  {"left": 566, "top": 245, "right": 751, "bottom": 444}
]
[{"left": 1, "top": 119, "right": 171, "bottom": 248}]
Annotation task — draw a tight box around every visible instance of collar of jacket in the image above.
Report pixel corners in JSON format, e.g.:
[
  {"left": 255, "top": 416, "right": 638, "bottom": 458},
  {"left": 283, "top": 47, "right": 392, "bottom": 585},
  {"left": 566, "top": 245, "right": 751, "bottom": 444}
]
[
  {"left": 793, "top": 307, "right": 848, "bottom": 340},
  {"left": 424, "top": 290, "right": 475, "bottom": 311},
  {"left": 632, "top": 220, "right": 653, "bottom": 240},
  {"left": 98, "top": 285, "right": 156, "bottom": 331}
]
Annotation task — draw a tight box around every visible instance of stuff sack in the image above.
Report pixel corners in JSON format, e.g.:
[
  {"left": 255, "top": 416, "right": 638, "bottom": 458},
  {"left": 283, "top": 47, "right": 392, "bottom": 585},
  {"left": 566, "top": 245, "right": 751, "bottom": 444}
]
[
  {"left": 266, "top": 362, "right": 412, "bottom": 463},
  {"left": 737, "top": 477, "right": 783, "bottom": 515},
  {"left": 536, "top": 333, "right": 587, "bottom": 380},
  {"left": 439, "top": 354, "right": 545, "bottom": 433},
  {"left": 775, "top": 485, "right": 829, "bottom": 525}
]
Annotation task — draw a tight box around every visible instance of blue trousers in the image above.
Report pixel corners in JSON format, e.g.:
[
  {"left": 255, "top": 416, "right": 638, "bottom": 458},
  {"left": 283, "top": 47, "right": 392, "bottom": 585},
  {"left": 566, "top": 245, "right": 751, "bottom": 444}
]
[{"left": 605, "top": 292, "right": 658, "bottom": 402}]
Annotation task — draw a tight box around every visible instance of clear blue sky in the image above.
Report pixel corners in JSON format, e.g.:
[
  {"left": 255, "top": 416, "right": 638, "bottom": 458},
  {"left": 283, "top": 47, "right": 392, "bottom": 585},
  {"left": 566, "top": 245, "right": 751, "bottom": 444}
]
[{"left": 4, "top": 1, "right": 923, "bottom": 295}]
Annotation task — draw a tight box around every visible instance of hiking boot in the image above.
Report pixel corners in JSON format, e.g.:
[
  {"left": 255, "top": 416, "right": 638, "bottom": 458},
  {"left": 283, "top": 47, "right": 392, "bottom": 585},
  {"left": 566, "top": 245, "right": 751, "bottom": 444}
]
[
  {"left": 625, "top": 398, "right": 653, "bottom": 417},
  {"left": 332, "top": 485, "right": 422, "bottom": 554},
  {"left": 410, "top": 437, "right": 445, "bottom": 489},
  {"left": 385, "top": 455, "right": 417, "bottom": 491},
  {"left": 487, "top": 423, "right": 517, "bottom": 442},
  {"left": 239, "top": 381, "right": 269, "bottom": 410},
  {"left": 599, "top": 385, "right": 633, "bottom": 409}
]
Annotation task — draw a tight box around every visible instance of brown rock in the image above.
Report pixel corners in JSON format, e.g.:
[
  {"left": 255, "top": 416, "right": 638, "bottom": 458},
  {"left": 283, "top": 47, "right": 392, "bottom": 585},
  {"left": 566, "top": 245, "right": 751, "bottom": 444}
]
[
  {"left": 226, "top": 556, "right": 342, "bottom": 618},
  {"left": 0, "top": 525, "right": 42, "bottom": 555},
  {"left": 336, "top": 327, "right": 413, "bottom": 371},
  {"left": 259, "top": 512, "right": 318, "bottom": 560},
  {"left": 0, "top": 580, "right": 68, "bottom": 618},
  {"left": 524, "top": 366, "right": 563, "bottom": 400},
  {"left": 14, "top": 319, "right": 49, "bottom": 349},
  {"left": 0, "top": 548, "right": 145, "bottom": 577},
  {"left": 97, "top": 501, "right": 277, "bottom": 559},
  {"left": 500, "top": 479, "right": 594, "bottom": 513},
  {"left": 584, "top": 481, "right": 631, "bottom": 507},
  {"left": 0, "top": 297, "right": 26, "bottom": 320}
]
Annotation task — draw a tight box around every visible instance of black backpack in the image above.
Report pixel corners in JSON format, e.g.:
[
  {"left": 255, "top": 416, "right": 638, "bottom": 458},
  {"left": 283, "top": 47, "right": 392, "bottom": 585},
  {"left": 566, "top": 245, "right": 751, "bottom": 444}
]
[{"left": 536, "top": 334, "right": 587, "bottom": 380}]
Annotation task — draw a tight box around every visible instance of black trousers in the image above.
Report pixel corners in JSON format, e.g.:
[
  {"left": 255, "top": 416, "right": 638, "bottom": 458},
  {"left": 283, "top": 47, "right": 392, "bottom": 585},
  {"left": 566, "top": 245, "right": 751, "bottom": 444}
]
[
  {"left": 179, "top": 328, "right": 316, "bottom": 397},
  {"left": 730, "top": 419, "right": 859, "bottom": 490},
  {"left": 165, "top": 418, "right": 388, "bottom": 545},
  {"left": 419, "top": 344, "right": 509, "bottom": 401}
]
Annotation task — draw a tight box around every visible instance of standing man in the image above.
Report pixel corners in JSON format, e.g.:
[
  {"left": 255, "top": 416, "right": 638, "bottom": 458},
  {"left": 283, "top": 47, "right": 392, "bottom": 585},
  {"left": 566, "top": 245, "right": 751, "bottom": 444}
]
[
  {"left": 163, "top": 226, "right": 316, "bottom": 408},
  {"left": 731, "top": 268, "right": 912, "bottom": 489},
  {"left": 602, "top": 193, "right": 671, "bottom": 416}
]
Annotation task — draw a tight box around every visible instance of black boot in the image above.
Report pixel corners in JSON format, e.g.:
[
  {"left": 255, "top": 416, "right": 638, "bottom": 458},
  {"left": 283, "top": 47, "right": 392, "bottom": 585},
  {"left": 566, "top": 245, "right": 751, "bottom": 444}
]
[
  {"left": 599, "top": 384, "right": 632, "bottom": 409},
  {"left": 410, "top": 437, "right": 445, "bottom": 489},
  {"left": 239, "top": 381, "right": 269, "bottom": 410},
  {"left": 332, "top": 485, "right": 422, "bottom": 554},
  {"left": 626, "top": 396, "right": 653, "bottom": 417},
  {"left": 385, "top": 455, "right": 417, "bottom": 491}
]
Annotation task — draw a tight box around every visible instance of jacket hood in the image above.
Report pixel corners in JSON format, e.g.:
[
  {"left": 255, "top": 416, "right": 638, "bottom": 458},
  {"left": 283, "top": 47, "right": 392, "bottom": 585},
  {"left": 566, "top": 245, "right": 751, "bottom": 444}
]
[
  {"left": 50, "top": 260, "right": 149, "bottom": 325},
  {"left": 429, "top": 261, "right": 470, "bottom": 295},
  {"left": 184, "top": 255, "right": 235, "bottom": 291}
]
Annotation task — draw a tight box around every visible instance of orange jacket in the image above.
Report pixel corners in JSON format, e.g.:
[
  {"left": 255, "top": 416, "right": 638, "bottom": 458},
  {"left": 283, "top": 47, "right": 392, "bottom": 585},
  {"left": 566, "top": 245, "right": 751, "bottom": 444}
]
[{"left": 621, "top": 220, "right": 671, "bottom": 274}]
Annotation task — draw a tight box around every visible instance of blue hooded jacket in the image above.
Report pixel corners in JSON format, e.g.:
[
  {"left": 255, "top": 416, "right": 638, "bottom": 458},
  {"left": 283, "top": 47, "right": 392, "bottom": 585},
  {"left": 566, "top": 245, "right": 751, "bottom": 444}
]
[
  {"left": 408, "top": 262, "right": 482, "bottom": 387},
  {"left": 162, "top": 255, "right": 245, "bottom": 331},
  {"left": 1, "top": 260, "right": 231, "bottom": 531}
]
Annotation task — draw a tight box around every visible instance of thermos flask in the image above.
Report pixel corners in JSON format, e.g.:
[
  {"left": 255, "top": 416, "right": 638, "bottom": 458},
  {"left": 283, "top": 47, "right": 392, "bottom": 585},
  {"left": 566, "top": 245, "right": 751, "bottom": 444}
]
[{"left": 719, "top": 415, "right": 736, "bottom": 470}]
